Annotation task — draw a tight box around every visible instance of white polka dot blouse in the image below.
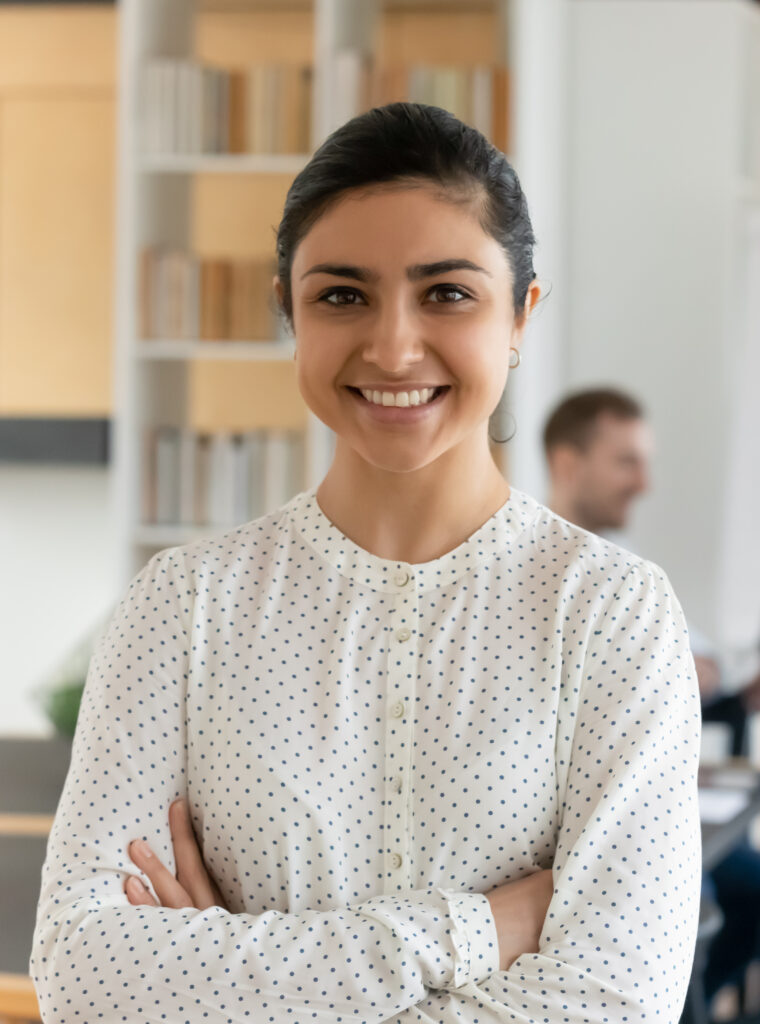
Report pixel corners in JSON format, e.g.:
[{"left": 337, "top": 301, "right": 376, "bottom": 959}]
[{"left": 30, "top": 485, "right": 702, "bottom": 1022}]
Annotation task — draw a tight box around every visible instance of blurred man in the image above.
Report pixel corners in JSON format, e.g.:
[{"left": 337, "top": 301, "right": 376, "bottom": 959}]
[
  {"left": 543, "top": 386, "right": 760, "bottom": 1010},
  {"left": 544, "top": 387, "right": 652, "bottom": 537}
]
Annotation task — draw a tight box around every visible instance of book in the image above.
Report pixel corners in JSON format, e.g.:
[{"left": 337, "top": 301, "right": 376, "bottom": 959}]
[
  {"left": 231, "top": 434, "right": 253, "bottom": 523},
  {"left": 177, "top": 429, "right": 197, "bottom": 525},
  {"left": 372, "top": 62, "right": 511, "bottom": 154},
  {"left": 200, "top": 259, "right": 230, "bottom": 341},
  {"left": 142, "top": 59, "right": 314, "bottom": 157},
  {"left": 245, "top": 430, "right": 267, "bottom": 520},
  {"left": 207, "top": 433, "right": 237, "bottom": 526},
  {"left": 228, "top": 70, "right": 248, "bottom": 154},
  {"left": 263, "top": 430, "right": 291, "bottom": 510},
  {"left": 194, "top": 434, "right": 212, "bottom": 525},
  {"left": 154, "top": 426, "right": 181, "bottom": 524}
]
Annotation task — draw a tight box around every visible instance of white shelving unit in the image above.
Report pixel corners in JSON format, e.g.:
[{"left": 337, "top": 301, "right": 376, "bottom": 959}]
[{"left": 112, "top": 0, "right": 563, "bottom": 584}]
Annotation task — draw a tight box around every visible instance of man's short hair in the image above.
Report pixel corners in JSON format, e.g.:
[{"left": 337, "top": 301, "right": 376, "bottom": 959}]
[{"left": 542, "top": 388, "right": 644, "bottom": 455}]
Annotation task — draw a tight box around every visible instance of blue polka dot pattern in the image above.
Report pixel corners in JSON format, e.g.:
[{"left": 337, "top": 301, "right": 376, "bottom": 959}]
[{"left": 29, "top": 486, "right": 701, "bottom": 1022}]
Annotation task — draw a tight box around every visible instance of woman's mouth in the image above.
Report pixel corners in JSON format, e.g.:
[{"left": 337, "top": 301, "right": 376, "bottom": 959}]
[{"left": 345, "top": 385, "right": 450, "bottom": 421}]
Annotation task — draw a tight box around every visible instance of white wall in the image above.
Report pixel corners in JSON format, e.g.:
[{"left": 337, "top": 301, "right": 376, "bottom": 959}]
[
  {"left": 506, "top": 0, "right": 571, "bottom": 500},
  {"left": 0, "top": 465, "right": 118, "bottom": 735},
  {"left": 565, "top": 1, "right": 755, "bottom": 647}
]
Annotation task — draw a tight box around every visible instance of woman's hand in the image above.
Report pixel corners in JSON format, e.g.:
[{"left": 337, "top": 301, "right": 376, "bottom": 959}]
[
  {"left": 125, "top": 797, "right": 228, "bottom": 911},
  {"left": 484, "top": 868, "right": 554, "bottom": 971}
]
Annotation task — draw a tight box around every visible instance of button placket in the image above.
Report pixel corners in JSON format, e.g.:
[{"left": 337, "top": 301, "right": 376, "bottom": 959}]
[{"left": 384, "top": 567, "right": 417, "bottom": 889}]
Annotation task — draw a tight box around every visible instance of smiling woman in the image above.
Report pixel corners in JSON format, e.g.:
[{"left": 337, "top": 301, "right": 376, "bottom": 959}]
[{"left": 30, "top": 103, "right": 701, "bottom": 1024}]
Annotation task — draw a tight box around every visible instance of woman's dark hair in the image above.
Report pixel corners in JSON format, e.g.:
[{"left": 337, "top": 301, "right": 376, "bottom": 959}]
[{"left": 275, "top": 102, "right": 537, "bottom": 327}]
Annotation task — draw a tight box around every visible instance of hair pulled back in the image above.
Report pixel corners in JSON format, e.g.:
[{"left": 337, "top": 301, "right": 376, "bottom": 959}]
[{"left": 275, "top": 102, "right": 537, "bottom": 326}]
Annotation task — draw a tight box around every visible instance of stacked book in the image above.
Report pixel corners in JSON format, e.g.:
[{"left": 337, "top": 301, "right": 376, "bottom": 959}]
[
  {"left": 141, "top": 59, "right": 313, "bottom": 156},
  {"left": 372, "top": 63, "right": 510, "bottom": 154},
  {"left": 144, "top": 427, "right": 305, "bottom": 527},
  {"left": 139, "top": 248, "right": 278, "bottom": 341},
  {"left": 318, "top": 53, "right": 509, "bottom": 153}
]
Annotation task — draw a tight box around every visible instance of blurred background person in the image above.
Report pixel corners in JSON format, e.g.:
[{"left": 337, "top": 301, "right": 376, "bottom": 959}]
[{"left": 542, "top": 387, "right": 651, "bottom": 542}]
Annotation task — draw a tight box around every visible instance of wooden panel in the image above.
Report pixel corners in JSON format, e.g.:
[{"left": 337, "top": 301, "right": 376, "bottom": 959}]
[
  {"left": 0, "top": 973, "right": 40, "bottom": 1022},
  {"left": 0, "top": 96, "right": 115, "bottom": 416},
  {"left": 195, "top": 9, "right": 313, "bottom": 65},
  {"left": 0, "top": 7, "right": 115, "bottom": 91},
  {"left": 197, "top": 8, "right": 496, "bottom": 69},
  {"left": 378, "top": 9, "right": 498, "bottom": 65},
  {"left": 188, "top": 360, "right": 306, "bottom": 432}
]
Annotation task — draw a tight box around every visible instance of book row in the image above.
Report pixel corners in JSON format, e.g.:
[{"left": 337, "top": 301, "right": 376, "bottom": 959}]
[
  {"left": 338, "top": 56, "right": 510, "bottom": 156},
  {"left": 144, "top": 427, "right": 304, "bottom": 527},
  {"left": 139, "top": 248, "right": 280, "bottom": 341},
  {"left": 140, "top": 56, "right": 510, "bottom": 158},
  {"left": 141, "top": 60, "right": 313, "bottom": 156}
]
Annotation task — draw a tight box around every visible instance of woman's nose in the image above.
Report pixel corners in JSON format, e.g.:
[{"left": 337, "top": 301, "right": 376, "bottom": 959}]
[{"left": 360, "top": 299, "right": 426, "bottom": 373}]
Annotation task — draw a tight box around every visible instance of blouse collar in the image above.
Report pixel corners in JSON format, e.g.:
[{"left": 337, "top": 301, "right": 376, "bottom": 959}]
[{"left": 285, "top": 485, "right": 540, "bottom": 593}]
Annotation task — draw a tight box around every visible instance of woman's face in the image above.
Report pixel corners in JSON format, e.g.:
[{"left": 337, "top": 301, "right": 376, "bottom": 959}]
[{"left": 284, "top": 182, "right": 536, "bottom": 475}]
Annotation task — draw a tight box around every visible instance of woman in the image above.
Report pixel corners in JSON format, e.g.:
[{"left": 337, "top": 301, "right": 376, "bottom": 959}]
[{"left": 31, "top": 104, "right": 701, "bottom": 1022}]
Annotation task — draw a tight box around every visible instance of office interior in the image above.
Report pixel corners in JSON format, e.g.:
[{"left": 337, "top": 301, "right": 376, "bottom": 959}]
[{"left": 0, "top": 1, "right": 759, "bottom": 1022}]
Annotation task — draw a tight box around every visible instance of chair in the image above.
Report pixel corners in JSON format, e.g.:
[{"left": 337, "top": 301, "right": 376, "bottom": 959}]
[
  {"left": 702, "top": 694, "right": 749, "bottom": 759},
  {"left": 681, "top": 897, "right": 724, "bottom": 1024}
]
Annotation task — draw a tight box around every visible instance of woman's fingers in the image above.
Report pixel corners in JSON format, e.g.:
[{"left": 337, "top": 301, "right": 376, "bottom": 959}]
[
  {"left": 169, "top": 798, "right": 220, "bottom": 910},
  {"left": 124, "top": 874, "right": 158, "bottom": 907},
  {"left": 127, "top": 836, "right": 192, "bottom": 909},
  {"left": 125, "top": 799, "right": 227, "bottom": 911}
]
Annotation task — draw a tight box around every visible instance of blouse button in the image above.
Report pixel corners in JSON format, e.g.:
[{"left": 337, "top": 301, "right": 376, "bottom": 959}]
[
  {"left": 393, "top": 776, "right": 403, "bottom": 793},
  {"left": 391, "top": 701, "right": 405, "bottom": 719},
  {"left": 394, "top": 570, "right": 410, "bottom": 587},
  {"left": 391, "top": 852, "right": 403, "bottom": 869},
  {"left": 396, "top": 627, "right": 412, "bottom": 642}
]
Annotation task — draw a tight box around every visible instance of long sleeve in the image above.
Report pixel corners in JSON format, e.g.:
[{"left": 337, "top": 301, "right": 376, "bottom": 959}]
[
  {"left": 29, "top": 548, "right": 499, "bottom": 1023},
  {"left": 387, "top": 559, "right": 702, "bottom": 1023}
]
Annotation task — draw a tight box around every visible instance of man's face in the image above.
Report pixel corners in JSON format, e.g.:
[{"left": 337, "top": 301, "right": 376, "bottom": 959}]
[{"left": 570, "top": 413, "right": 653, "bottom": 531}]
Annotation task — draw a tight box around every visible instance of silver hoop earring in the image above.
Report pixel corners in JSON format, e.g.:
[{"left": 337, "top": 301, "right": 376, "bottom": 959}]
[
  {"left": 488, "top": 385, "right": 515, "bottom": 444},
  {"left": 509, "top": 347, "right": 521, "bottom": 369}
]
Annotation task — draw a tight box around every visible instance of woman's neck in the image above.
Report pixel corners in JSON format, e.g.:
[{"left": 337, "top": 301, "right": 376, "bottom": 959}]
[{"left": 315, "top": 438, "right": 511, "bottom": 565}]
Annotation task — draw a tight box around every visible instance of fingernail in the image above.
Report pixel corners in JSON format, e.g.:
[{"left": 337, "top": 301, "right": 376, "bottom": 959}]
[
  {"left": 133, "top": 839, "right": 152, "bottom": 859},
  {"left": 127, "top": 876, "right": 145, "bottom": 894}
]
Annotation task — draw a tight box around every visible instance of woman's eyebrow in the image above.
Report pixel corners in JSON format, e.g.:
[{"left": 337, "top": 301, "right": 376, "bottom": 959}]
[
  {"left": 300, "top": 259, "right": 491, "bottom": 282},
  {"left": 406, "top": 259, "right": 492, "bottom": 280},
  {"left": 300, "top": 263, "right": 379, "bottom": 282}
]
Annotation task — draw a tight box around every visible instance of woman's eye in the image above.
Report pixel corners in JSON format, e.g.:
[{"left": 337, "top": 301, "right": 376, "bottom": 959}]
[
  {"left": 428, "top": 284, "right": 471, "bottom": 303},
  {"left": 319, "top": 287, "right": 365, "bottom": 306}
]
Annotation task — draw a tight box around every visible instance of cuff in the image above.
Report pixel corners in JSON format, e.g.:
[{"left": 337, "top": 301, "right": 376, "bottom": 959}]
[{"left": 436, "top": 889, "right": 500, "bottom": 988}]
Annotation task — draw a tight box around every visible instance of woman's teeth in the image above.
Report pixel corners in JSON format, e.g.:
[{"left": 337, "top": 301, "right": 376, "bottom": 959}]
[{"left": 359, "top": 388, "right": 439, "bottom": 407}]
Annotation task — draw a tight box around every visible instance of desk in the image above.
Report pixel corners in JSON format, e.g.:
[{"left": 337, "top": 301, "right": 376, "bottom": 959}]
[
  {"left": 681, "top": 763, "right": 760, "bottom": 1024},
  {"left": 0, "top": 973, "right": 39, "bottom": 1024},
  {"left": 699, "top": 762, "right": 760, "bottom": 871},
  {"left": 0, "top": 736, "right": 71, "bottom": 1024}
]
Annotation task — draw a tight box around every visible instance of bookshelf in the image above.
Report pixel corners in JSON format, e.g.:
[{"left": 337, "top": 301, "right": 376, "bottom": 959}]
[{"left": 113, "top": 0, "right": 551, "bottom": 583}]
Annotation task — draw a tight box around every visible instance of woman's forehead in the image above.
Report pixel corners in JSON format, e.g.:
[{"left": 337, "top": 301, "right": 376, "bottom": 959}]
[{"left": 292, "top": 184, "right": 507, "bottom": 274}]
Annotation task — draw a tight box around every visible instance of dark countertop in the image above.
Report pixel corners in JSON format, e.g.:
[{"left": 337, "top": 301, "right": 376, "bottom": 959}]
[{"left": 0, "top": 736, "right": 72, "bottom": 974}]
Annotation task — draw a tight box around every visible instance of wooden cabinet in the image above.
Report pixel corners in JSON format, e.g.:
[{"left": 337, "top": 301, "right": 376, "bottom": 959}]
[{"left": 0, "top": 7, "right": 116, "bottom": 417}]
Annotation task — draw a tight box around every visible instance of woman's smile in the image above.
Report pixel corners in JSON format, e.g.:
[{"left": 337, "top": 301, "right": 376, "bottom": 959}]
[{"left": 345, "top": 383, "right": 451, "bottom": 423}]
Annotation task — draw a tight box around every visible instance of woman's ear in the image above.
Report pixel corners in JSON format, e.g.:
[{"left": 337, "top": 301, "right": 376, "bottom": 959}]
[
  {"left": 510, "top": 279, "right": 542, "bottom": 343},
  {"left": 525, "top": 280, "right": 541, "bottom": 318}
]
